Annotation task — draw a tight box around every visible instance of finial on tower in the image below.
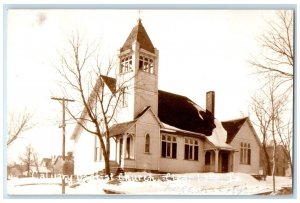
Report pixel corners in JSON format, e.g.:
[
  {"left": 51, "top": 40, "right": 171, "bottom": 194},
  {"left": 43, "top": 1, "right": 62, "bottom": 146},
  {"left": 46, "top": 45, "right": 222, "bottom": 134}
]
[{"left": 138, "top": 10, "right": 142, "bottom": 22}]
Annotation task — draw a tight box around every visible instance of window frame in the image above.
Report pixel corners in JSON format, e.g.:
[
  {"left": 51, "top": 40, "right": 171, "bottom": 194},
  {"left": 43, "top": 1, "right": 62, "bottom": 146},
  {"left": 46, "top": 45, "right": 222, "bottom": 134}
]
[
  {"left": 120, "top": 55, "right": 133, "bottom": 74},
  {"left": 145, "top": 133, "right": 150, "bottom": 153},
  {"left": 240, "top": 142, "right": 251, "bottom": 165},
  {"left": 120, "top": 87, "right": 128, "bottom": 108},
  {"left": 161, "top": 134, "right": 177, "bottom": 159},
  {"left": 184, "top": 138, "right": 199, "bottom": 161},
  {"left": 139, "top": 55, "right": 154, "bottom": 74},
  {"left": 125, "top": 134, "right": 134, "bottom": 159}
]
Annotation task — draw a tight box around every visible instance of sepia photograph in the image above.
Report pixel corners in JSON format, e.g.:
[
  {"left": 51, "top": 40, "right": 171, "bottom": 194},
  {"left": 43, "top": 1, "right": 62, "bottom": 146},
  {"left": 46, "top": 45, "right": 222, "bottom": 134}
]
[{"left": 4, "top": 5, "right": 294, "bottom": 198}]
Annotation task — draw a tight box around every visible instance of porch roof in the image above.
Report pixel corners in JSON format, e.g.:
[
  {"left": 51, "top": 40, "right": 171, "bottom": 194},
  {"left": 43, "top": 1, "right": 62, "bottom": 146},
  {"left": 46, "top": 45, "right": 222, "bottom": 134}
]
[{"left": 109, "top": 120, "right": 136, "bottom": 137}]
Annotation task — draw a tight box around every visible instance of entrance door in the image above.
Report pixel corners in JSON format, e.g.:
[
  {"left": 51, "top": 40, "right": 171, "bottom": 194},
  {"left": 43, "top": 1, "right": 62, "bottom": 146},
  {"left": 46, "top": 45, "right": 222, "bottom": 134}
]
[{"left": 221, "top": 152, "right": 229, "bottom": 173}]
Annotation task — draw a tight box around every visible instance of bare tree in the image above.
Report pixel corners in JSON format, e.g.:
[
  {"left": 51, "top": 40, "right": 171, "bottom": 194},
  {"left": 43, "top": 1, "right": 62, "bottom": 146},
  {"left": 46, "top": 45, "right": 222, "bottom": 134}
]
[
  {"left": 250, "top": 76, "right": 289, "bottom": 193},
  {"left": 249, "top": 10, "right": 294, "bottom": 193},
  {"left": 19, "top": 144, "right": 39, "bottom": 177},
  {"left": 249, "top": 10, "right": 294, "bottom": 92},
  {"left": 275, "top": 111, "right": 293, "bottom": 174},
  {"left": 7, "top": 109, "right": 34, "bottom": 146},
  {"left": 56, "top": 32, "right": 132, "bottom": 178},
  {"left": 32, "top": 152, "right": 40, "bottom": 177},
  {"left": 251, "top": 93, "right": 272, "bottom": 175}
]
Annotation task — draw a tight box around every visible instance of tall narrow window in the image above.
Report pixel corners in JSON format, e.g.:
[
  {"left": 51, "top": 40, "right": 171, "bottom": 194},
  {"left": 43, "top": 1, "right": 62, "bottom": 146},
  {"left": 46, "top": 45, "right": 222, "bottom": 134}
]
[
  {"left": 161, "top": 135, "right": 177, "bottom": 159},
  {"left": 145, "top": 134, "right": 150, "bottom": 153},
  {"left": 126, "top": 137, "right": 130, "bottom": 158},
  {"left": 184, "top": 138, "right": 199, "bottom": 161},
  {"left": 247, "top": 143, "right": 251, "bottom": 164},
  {"left": 125, "top": 135, "right": 134, "bottom": 159},
  {"left": 240, "top": 142, "right": 251, "bottom": 164},
  {"left": 120, "top": 88, "right": 128, "bottom": 108}
]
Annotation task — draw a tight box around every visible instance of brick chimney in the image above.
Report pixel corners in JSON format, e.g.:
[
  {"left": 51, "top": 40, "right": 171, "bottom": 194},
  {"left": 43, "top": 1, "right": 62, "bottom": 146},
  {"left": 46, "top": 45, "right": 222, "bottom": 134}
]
[{"left": 206, "top": 91, "right": 215, "bottom": 117}]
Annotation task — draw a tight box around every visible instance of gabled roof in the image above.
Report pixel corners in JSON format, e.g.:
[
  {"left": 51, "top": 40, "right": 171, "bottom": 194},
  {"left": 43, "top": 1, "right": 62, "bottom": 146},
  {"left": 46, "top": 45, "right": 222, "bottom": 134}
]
[
  {"left": 109, "top": 121, "right": 136, "bottom": 137},
  {"left": 121, "top": 19, "right": 155, "bottom": 53},
  {"left": 158, "top": 90, "right": 216, "bottom": 136},
  {"left": 53, "top": 155, "right": 63, "bottom": 165},
  {"left": 101, "top": 75, "right": 116, "bottom": 94},
  {"left": 221, "top": 117, "right": 248, "bottom": 143},
  {"left": 109, "top": 106, "right": 160, "bottom": 137},
  {"left": 40, "top": 158, "right": 51, "bottom": 166}
]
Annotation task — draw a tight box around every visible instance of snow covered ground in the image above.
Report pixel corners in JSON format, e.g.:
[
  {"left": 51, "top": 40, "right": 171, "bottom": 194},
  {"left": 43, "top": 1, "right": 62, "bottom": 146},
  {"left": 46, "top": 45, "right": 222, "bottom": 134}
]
[{"left": 6, "top": 172, "right": 292, "bottom": 196}]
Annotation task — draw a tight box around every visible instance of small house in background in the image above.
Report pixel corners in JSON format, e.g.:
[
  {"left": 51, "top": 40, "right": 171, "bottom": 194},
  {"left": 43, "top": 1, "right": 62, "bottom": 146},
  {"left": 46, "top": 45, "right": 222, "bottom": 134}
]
[
  {"left": 52, "top": 152, "right": 74, "bottom": 175},
  {"left": 260, "top": 144, "right": 291, "bottom": 176},
  {"left": 53, "top": 155, "right": 63, "bottom": 175},
  {"left": 7, "top": 164, "right": 26, "bottom": 178},
  {"left": 39, "top": 158, "right": 53, "bottom": 177}
]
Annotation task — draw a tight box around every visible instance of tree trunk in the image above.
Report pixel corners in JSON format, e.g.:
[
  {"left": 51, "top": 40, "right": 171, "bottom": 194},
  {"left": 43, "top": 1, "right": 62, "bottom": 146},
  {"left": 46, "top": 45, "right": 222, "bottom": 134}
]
[
  {"left": 272, "top": 142, "right": 276, "bottom": 193},
  {"left": 262, "top": 145, "right": 272, "bottom": 175},
  {"left": 27, "top": 164, "right": 30, "bottom": 177},
  {"left": 104, "top": 154, "right": 111, "bottom": 179}
]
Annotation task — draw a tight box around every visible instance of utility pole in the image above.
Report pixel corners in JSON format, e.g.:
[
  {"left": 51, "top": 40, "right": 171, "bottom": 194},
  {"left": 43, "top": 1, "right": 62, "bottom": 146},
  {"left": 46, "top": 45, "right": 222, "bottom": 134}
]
[{"left": 51, "top": 97, "right": 74, "bottom": 194}]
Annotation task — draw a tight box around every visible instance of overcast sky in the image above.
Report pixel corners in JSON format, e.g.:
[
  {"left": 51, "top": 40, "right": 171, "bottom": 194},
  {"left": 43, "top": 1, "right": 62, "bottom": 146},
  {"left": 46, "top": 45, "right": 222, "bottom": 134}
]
[{"left": 6, "top": 9, "right": 287, "bottom": 162}]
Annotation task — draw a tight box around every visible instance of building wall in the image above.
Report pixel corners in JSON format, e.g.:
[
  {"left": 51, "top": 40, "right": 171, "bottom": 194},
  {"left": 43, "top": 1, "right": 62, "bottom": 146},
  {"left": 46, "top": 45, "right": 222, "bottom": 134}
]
[
  {"left": 122, "top": 109, "right": 206, "bottom": 173},
  {"left": 134, "top": 76, "right": 158, "bottom": 118},
  {"left": 158, "top": 133, "right": 205, "bottom": 173},
  {"left": 115, "top": 68, "right": 135, "bottom": 123},
  {"left": 73, "top": 124, "right": 116, "bottom": 175},
  {"left": 131, "top": 109, "right": 161, "bottom": 171},
  {"left": 73, "top": 129, "right": 102, "bottom": 175},
  {"left": 230, "top": 121, "right": 260, "bottom": 174}
]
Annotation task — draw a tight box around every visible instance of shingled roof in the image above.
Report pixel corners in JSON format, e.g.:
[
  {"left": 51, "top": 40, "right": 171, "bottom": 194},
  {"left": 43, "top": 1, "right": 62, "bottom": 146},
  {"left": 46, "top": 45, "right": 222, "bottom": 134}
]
[
  {"left": 109, "top": 106, "right": 155, "bottom": 137},
  {"left": 109, "top": 120, "right": 136, "bottom": 137},
  {"left": 221, "top": 117, "right": 248, "bottom": 144},
  {"left": 88, "top": 75, "right": 216, "bottom": 136},
  {"left": 120, "top": 19, "right": 155, "bottom": 53},
  {"left": 101, "top": 75, "right": 116, "bottom": 94},
  {"left": 158, "top": 90, "right": 216, "bottom": 136}
]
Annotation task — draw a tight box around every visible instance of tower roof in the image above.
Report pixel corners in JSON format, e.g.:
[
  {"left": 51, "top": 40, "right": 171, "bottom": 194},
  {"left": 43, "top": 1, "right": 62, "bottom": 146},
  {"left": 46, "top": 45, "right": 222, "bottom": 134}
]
[{"left": 121, "top": 19, "right": 155, "bottom": 53}]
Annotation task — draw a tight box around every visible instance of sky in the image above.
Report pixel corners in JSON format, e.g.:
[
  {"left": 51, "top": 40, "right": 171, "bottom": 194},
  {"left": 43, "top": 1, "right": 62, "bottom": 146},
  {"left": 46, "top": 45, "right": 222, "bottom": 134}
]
[{"left": 5, "top": 9, "right": 291, "bottom": 163}]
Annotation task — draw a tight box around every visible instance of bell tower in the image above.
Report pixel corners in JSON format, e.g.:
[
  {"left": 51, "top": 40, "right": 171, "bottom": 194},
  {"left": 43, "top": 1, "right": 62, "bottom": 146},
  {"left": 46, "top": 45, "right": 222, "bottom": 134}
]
[{"left": 116, "top": 19, "right": 159, "bottom": 123}]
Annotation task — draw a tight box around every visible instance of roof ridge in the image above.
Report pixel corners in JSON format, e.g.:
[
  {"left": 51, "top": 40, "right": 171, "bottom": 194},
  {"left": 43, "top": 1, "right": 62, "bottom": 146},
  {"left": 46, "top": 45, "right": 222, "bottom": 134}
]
[
  {"left": 222, "top": 117, "right": 248, "bottom": 123},
  {"left": 158, "top": 89, "right": 190, "bottom": 100}
]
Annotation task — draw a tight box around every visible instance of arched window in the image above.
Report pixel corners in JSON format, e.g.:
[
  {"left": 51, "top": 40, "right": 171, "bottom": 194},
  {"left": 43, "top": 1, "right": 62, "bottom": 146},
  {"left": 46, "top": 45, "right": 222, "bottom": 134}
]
[
  {"left": 145, "top": 134, "right": 150, "bottom": 153},
  {"left": 126, "top": 135, "right": 134, "bottom": 159}
]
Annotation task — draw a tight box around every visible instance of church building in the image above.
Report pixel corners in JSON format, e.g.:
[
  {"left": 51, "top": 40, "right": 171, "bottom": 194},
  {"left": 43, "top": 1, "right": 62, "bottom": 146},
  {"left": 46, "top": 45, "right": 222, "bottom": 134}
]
[{"left": 70, "top": 19, "right": 261, "bottom": 175}]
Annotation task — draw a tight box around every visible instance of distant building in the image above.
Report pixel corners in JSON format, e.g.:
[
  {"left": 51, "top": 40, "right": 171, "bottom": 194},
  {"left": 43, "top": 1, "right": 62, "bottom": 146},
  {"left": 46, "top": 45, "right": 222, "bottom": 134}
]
[
  {"left": 53, "top": 156, "right": 63, "bottom": 175},
  {"left": 39, "top": 158, "right": 53, "bottom": 177},
  {"left": 70, "top": 19, "right": 261, "bottom": 175},
  {"left": 260, "top": 145, "right": 291, "bottom": 176},
  {"left": 52, "top": 153, "right": 74, "bottom": 175}
]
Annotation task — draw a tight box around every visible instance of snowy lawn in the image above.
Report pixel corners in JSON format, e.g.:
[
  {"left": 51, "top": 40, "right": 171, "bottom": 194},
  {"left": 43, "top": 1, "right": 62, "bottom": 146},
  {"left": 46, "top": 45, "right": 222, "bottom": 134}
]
[{"left": 6, "top": 172, "right": 292, "bottom": 196}]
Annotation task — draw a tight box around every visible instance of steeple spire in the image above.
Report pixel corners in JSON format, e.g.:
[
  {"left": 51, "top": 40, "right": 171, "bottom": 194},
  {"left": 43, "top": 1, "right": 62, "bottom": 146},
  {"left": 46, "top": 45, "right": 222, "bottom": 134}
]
[{"left": 120, "top": 18, "right": 155, "bottom": 53}]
